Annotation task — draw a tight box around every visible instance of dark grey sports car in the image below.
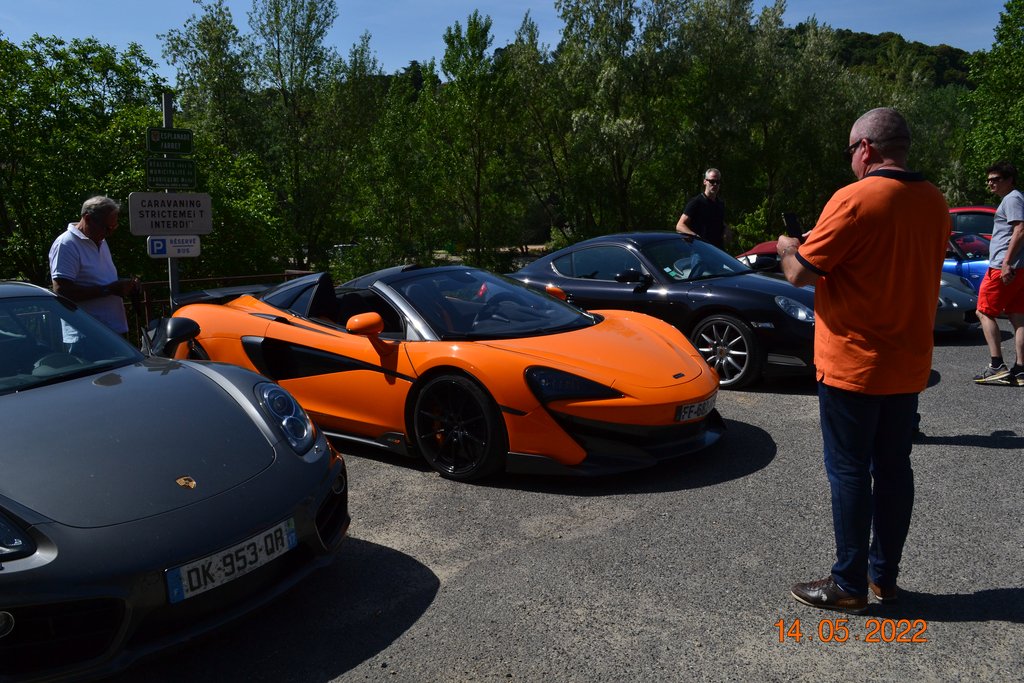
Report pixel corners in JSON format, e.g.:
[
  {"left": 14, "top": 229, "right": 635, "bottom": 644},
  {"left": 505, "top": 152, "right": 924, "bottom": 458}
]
[
  {"left": 0, "top": 282, "right": 349, "bottom": 681},
  {"left": 511, "top": 231, "right": 815, "bottom": 388}
]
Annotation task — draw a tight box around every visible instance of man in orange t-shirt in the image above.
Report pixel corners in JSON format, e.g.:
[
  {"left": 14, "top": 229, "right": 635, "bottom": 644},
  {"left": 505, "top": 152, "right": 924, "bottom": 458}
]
[{"left": 776, "top": 108, "right": 949, "bottom": 614}]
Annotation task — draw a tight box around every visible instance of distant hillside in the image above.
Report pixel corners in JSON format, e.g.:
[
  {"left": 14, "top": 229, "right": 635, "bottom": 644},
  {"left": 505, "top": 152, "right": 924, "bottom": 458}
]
[{"left": 832, "top": 28, "right": 973, "bottom": 88}]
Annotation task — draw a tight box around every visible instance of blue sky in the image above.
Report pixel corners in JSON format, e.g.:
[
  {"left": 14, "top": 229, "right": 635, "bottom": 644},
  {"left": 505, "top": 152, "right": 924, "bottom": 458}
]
[{"left": 0, "top": 0, "right": 1008, "bottom": 78}]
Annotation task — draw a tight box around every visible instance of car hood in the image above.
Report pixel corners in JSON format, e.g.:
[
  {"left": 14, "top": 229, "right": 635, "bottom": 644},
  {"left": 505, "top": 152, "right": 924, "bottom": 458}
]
[
  {"left": 1, "top": 359, "right": 276, "bottom": 528},
  {"left": 479, "top": 314, "right": 708, "bottom": 389}
]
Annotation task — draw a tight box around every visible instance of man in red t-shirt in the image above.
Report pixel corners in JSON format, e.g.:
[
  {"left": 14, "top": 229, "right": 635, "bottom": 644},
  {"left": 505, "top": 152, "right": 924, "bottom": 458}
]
[{"left": 776, "top": 108, "right": 949, "bottom": 614}]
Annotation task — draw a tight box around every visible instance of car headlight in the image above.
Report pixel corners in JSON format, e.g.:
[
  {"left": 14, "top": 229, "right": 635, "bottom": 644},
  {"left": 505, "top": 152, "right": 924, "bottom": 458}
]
[
  {"left": 0, "top": 512, "right": 34, "bottom": 561},
  {"left": 256, "top": 383, "right": 316, "bottom": 454},
  {"left": 525, "top": 367, "right": 622, "bottom": 402},
  {"left": 775, "top": 295, "right": 815, "bottom": 323}
]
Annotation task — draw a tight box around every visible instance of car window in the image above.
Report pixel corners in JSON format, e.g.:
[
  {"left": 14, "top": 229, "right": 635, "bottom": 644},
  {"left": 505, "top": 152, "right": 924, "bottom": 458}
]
[
  {"left": 393, "top": 269, "right": 594, "bottom": 340},
  {"left": 0, "top": 294, "right": 142, "bottom": 394},
  {"left": 950, "top": 232, "right": 990, "bottom": 260},
  {"left": 552, "top": 253, "right": 574, "bottom": 277},
  {"left": 562, "top": 246, "right": 644, "bottom": 281},
  {"left": 643, "top": 237, "right": 751, "bottom": 281},
  {"left": 954, "top": 212, "right": 994, "bottom": 235}
]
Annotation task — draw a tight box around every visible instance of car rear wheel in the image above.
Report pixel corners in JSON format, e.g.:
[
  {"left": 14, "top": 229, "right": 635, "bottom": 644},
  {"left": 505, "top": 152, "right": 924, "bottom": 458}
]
[
  {"left": 692, "top": 314, "right": 761, "bottom": 389},
  {"left": 412, "top": 374, "right": 506, "bottom": 482}
]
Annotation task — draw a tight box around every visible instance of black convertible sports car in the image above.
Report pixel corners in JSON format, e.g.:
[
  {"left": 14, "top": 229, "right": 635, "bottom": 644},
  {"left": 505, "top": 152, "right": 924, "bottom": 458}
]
[
  {"left": 511, "top": 231, "right": 816, "bottom": 388},
  {"left": 0, "top": 282, "right": 349, "bottom": 681}
]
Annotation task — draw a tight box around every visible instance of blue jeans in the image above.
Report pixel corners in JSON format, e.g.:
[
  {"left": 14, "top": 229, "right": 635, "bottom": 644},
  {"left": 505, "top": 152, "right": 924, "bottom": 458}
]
[{"left": 818, "top": 382, "right": 918, "bottom": 595}]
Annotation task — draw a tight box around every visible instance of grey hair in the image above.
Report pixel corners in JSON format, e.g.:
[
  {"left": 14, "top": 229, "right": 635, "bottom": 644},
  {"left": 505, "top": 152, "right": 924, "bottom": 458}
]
[
  {"left": 853, "top": 108, "right": 911, "bottom": 158},
  {"left": 704, "top": 168, "right": 721, "bottom": 179},
  {"left": 80, "top": 195, "right": 120, "bottom": 219}
]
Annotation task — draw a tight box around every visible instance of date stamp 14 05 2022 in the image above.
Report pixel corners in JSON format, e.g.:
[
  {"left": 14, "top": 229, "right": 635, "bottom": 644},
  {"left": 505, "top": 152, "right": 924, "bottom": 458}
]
[{"left": 776, "top": 618, "right": 928, "bottom": 644}]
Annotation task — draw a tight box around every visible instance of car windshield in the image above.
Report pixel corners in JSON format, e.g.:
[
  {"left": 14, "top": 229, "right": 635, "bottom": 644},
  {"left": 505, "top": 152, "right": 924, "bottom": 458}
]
[
  {"left": 0, "top": 293, "right": 143, "bottom": 395},
  {"left": 950, "top": 231, "right": 990, "bottom": 260},
  {"left": 393, "top": 268, "right": 596, "bottom": 340},
  {"left": 642, "top": 237, "right": 753, "bottom": 282}
]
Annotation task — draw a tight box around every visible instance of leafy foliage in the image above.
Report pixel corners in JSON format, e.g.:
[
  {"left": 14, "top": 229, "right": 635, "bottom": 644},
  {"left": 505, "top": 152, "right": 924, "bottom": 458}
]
[
  {"left": 965, "top": 0, "right": 1024, "bottom": 202},
  {"left": 0, "top": 0, "right": 1002, "bottom": 292}
]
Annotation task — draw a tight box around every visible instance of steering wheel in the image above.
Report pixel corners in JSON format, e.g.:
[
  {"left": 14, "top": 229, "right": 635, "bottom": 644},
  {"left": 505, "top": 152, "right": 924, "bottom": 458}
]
[
  {"left": 473, "top": 294, "right": 518, "bottom": 326},
  {"left": 32, "top": 352, "right": 86, "bottom": 376}
]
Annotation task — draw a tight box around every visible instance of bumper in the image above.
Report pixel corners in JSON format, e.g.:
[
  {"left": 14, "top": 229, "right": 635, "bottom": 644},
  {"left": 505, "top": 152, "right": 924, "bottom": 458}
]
[
  {"left": 506, "top": 409, "right": 726, "bottom": 476},
  {"left": 0, "top": 445, "right": 349, "bottom": 682}
]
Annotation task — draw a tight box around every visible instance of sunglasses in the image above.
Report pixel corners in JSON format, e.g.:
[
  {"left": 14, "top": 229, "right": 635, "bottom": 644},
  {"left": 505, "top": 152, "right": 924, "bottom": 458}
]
[
  {"left": 843, "top": 138, "right": 867, "bottom": 161},
  {"left": 705, "top": 178, "right": 721, "bottom": 185},
  {"left": 986, "top": 176, "right": 1004, "bottom": 184}
]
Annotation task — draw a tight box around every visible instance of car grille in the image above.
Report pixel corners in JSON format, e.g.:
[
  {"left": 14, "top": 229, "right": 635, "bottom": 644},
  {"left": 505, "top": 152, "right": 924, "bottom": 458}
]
[
  {"left": 551, "top": 411, "right": 720, "bottom": 461},
  {"left": 126, "top": 545, "right": 316, "bottom": 651},
  {"left": 0, "top": 598, "right": 125, "bottom": 677}
]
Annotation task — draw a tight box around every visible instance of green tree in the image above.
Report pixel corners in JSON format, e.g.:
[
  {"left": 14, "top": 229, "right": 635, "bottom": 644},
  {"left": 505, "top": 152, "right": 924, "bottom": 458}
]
[
  {"left": 424, "top": 11, "right": 527, "bottom": 268},
  {"left": 504, "top": 0, "right": 688, "bottom": 242},
  {"left": 161, "top": 0, "right": 259, "bottom": 153},
  {"left": 0, "top": 34, "right": 164, "bottom": 283},
  {"left": 341, "top": 62, "right": 452, "bottom": 281},
  {"left": 965, "top": 0, "right": 1024, "bottom": 198},
  {"left": 249, "top": 0, "right": 345, "bottom": 268}
]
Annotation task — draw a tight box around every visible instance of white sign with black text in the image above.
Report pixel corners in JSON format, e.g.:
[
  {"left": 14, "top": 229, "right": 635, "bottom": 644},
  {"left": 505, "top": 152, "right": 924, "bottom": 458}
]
[{"left": 128, "top": 192, "right": 213, "bottom": 235}]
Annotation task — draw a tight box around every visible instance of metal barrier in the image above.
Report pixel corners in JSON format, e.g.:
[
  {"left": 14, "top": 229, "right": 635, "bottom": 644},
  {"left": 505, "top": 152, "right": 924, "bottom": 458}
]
[{"left": 127, "top": 270, "right": 313, "bottom": 341}]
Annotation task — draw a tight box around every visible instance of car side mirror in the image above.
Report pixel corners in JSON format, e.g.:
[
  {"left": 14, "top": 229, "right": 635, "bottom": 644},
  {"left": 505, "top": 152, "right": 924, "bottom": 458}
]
[
  {"left": 346, "top": 312, "right": 384, "bottom": 336},
  {"left": 616, "top": 269, "right": 653, "bottom": 288},
  {"left": 147, "top": 317, "right": 200, "bottom": 358},
  {"left": 346, "top": 312, "right": 395, "bottom": 356},
  {"left": 750, "top": 257, "right": 780, "bottom": 272}
]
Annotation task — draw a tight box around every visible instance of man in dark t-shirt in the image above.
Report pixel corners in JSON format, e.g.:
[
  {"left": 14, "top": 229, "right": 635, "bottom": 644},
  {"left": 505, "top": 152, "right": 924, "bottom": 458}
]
[{"left": 676, "top": 168, "right": 727, "bottom": 248}]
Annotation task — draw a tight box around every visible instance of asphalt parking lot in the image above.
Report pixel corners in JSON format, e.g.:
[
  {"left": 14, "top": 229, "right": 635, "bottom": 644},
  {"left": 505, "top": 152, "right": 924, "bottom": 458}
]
[{"left": 114, "top": 320, "right": 1023, "bottom": 682}]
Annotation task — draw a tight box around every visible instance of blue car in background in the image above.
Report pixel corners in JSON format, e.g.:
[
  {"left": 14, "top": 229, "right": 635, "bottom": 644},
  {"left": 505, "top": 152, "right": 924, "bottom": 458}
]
[{"left": 944, "top": 231, "right": 990, "bottom": 293}]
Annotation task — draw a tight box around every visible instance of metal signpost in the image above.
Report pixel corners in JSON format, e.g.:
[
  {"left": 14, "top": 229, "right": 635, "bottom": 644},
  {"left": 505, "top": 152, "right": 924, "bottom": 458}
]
[{"left": 137, "top": 94, "right": 209, "bottom": 306}]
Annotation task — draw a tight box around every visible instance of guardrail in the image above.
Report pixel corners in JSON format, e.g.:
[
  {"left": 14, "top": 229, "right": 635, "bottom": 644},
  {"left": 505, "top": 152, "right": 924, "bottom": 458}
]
[{"left": 128, "top": 270, "right": 313, "bottom": 340}]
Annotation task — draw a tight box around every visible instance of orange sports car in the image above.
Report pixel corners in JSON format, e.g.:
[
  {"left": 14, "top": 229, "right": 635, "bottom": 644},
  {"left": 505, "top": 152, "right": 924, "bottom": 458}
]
[{"left": 170, "top": 266, "right": 724, "bottom": 481}]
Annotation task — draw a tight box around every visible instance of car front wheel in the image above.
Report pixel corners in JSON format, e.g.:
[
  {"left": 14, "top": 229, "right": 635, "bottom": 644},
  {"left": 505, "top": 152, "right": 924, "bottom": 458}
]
[{"left": 412, "top": 374, "right": 507, "bottom": 482}]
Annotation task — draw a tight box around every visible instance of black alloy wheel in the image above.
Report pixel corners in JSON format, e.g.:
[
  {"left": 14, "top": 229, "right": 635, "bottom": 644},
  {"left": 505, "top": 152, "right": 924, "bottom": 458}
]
[
  {"left": 692, "top": 314, "right": 761, "bottom": 389},
  {"left": 412, "top": 374, "right": 506, "bottom": 482}
]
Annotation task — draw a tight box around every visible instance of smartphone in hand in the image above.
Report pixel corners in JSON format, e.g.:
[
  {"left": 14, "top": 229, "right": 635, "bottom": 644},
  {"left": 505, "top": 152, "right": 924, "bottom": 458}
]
[{"left": 782, "top": 212, "right": 806, "bottom": 242}]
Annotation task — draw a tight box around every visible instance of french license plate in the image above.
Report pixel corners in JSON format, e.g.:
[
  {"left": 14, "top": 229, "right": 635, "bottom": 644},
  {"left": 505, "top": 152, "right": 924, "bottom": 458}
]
[
  {"left": 166, "top": 518, "right": 298, "bottom": 604},
  {"left": 675, "top": 395, "right": 716, "bottom": 422}
]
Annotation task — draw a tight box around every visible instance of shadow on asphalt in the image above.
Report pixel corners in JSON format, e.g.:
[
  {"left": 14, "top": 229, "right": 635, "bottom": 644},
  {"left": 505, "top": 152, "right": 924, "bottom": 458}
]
[
  {"left": 744, "top": 375, "right": 817, "bottom": 396},
  {"left": 874, "top": 587, "right": 1024, "bottom": 624},
  {"left": 113, "top": 538, "right": 439, "bottom": 682},
  {"left": 915, "top": 430, "right": 1023, "bottom": 448},
  {"left": 339, "top": 419, "right": 777, "bottom": 497},
  {"left": 933, "top": 328, "right": 988, "bottom": 347}
]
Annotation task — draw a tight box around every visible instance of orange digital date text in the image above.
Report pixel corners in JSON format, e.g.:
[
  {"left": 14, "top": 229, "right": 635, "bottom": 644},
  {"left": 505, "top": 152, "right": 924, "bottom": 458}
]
[{"left": 776, "top": 618, "right": 928, "bottom": 643}]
